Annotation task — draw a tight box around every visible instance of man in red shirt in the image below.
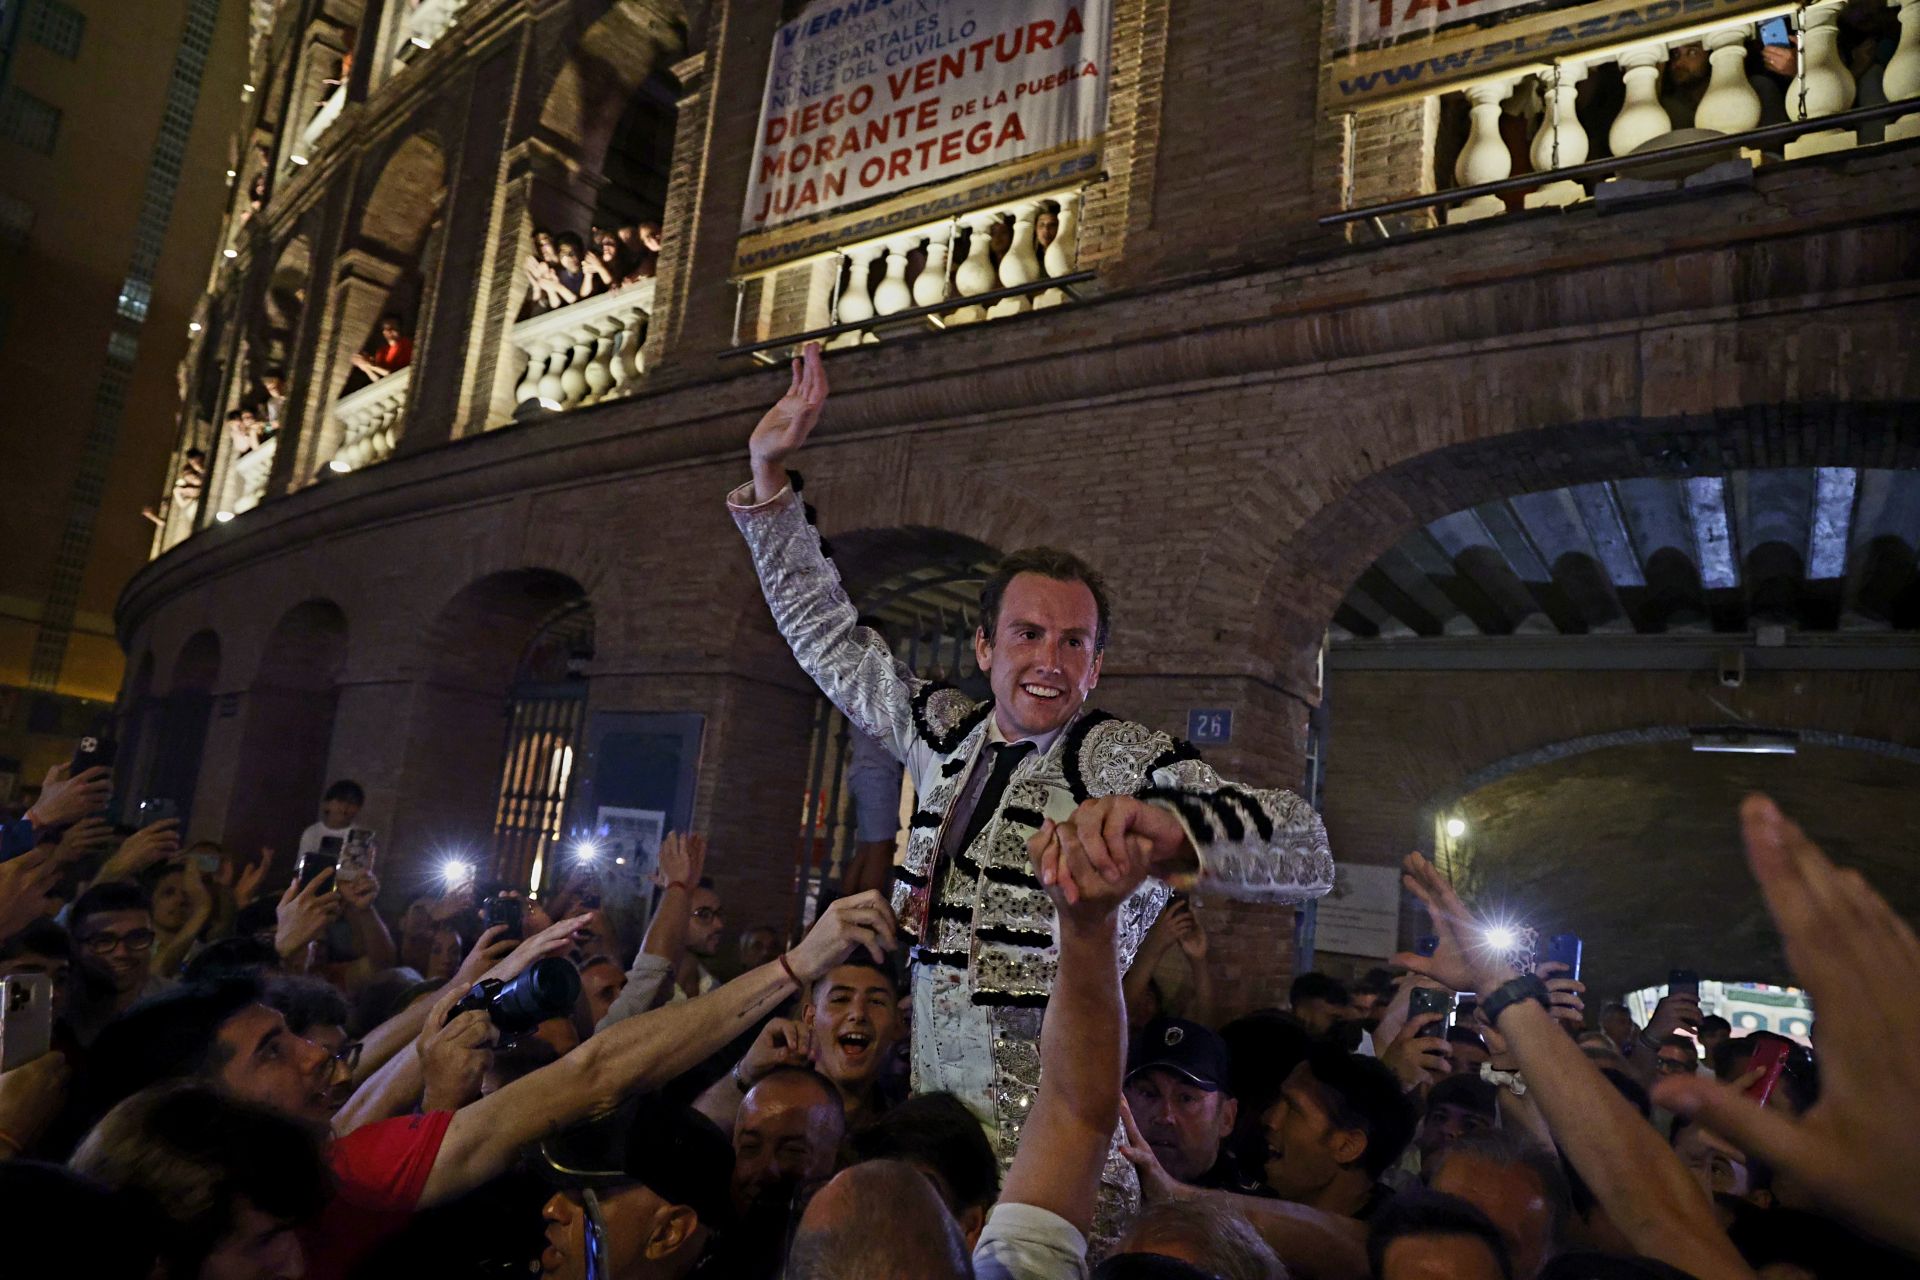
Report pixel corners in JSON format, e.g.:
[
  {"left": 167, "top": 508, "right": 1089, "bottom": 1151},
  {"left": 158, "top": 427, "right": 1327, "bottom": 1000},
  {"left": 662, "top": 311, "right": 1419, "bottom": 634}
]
[
  {"left": 350, "top": 313, "right": 413, "bottom": 380},
  {"left": 68, "top": 891, "right": 896, "bottom": 1279}
]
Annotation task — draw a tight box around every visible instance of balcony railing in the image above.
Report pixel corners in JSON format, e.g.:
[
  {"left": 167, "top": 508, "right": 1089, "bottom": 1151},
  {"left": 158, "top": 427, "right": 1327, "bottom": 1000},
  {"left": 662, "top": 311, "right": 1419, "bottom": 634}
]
[
  {"left": 1335, "top": 0, "right": 1919, "bottom": 233},
  {"left": 731, "top": 188, "right": 1088, "bottom": 354},
  {"left": 218, "top": 438, "right": 277, "bottom": 521},
  {"left": 328, "top": 367, "right": 412, "bottom": 474},
  {"left": 292, "top": 84, "right": 347, "bottom": 164},
  {"left": 403, "top": 0, "right": 469, "bottom": 50},
  {"left": 510, "top": 279, "right": 656, "bottom": 414}
]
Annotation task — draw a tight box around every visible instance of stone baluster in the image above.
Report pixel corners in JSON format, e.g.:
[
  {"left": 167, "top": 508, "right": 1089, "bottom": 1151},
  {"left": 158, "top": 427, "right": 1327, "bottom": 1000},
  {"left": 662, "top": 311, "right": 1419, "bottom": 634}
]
[
  {"left": 1786, "top": 0, "right": 1859, "bottom": 156},
  {"left": 913, "top": 223, "right": 955, "bottom": 309},
  {"left": 513, "top": 340, "right": 546, "bottom": 407},
  {"left": 559, "top": 323, "right": 597, "bottom": 408},
  {"left": 873, "top": 236, "right": 917, "bottom": 316},
  {"left": 949, "top": 211, "right": 1001, "bottom": 324},
  {"left": 834, "top": 243, "right": 884, "bottom": 327},
  {"left": 1696, "top": 25, "right": 1763, "bottom": 133},
  {"left": 1447, "top": 78, "right": 1517, "bottom": 223},
  {"left": 1035, "top": 191, "right": 1080, "bottom": 308},
  {"left": 535, "top": 333, "right": 570, "bottom": 410},
  {"left": 1609, "top": 45, "right": 1673, "bottom": 156},
  {"left": 987, "top": 203, "right": 1043, "bottom": 318},
  {"left": 604, "top": 304, "right": 646, "bottom": 397},
  {"left": 1526, "top": 64, "right": 1591, "bottom": 208},
  {"left": 1888, "top": 0, "right": 1920, "bottom": 140}
]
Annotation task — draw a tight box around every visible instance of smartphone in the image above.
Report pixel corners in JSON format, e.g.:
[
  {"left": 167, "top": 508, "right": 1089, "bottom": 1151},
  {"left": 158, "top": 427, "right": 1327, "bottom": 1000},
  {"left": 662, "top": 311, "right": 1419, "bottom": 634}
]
[
  {"left": 337, "top": 829, "right": 377, "bottom": 882},
  {"left": 1669, "top": 968, "right": 1701, "bottom": 998},
  {"left": 1415, "top": 934, "right": 1439, "bottom": 957},
  {"left": 1409, "top": 986, "right": 1453, "bottom": 1026},
  {"left": 1746, "top": 1037, "right": 1793, "bottom": 1103},
  {"left": 1546, "top": 933, "right": 1583, "bottom": 981},
  {"left": 135, "top": 797, "right": 179, "bottom": 828},
  {"left": 1758, "top": 15, "right": 1792, "bottom": 46},
  {"left": 483, "top": 894, "right": 525, "bottom": 941},
  {"left": 298, "top": 838, "right": 341, "bottom": 893},
  {"left": 0, "top": 975, "right": 54, "bottom": 1071},
  {"left": 71, "top": 734, "right": 116, "bottom": 774}
]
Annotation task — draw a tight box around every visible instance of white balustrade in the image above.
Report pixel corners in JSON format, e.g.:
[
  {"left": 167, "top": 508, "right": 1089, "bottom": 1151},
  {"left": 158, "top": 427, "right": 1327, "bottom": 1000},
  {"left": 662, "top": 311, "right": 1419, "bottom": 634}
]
[
  {"left": 223, "top": 437, "right": 277, "bottom": 517},
  {"left": 872, "top": 236, "right": 918, "bottom": 316},
  {"left": 329, "top": 366, "right": 412, "bottom": 472},
  {"left": 1526, "top": 63, "right": 1590, "bottom": 208},
  {"left": 1448, "top": 78, "right": 1517, "bottom": 223},
  {"left": 1611, "top": 45, "right": 1674, "bottom": 155},
  {"left": 754, "top": 188, "right": 1085, "bottom": 347},
  {"left": 1035, "top": 190, "right": 1081, "bottom": 308},
  {"left": 404, "top": 0, "right": 468, "bottom": 50},
  {"left": 1786, "top": 0, "right": 1859, "bottom": 155},
  {"left": 987, "top": 202, "right": 1044, "bottom": 318},
  {"left": 1697, "top": 25, "right": 1763, "bottom": 133},
  {"left": 297, "top": 84, "right": 347, "bottom": 158},
  {"left": 913, "top": 224, "right": 954, "bottom": 309},
  {"left": 950, "top": 210, "right": 1002, "bottom": 324},
  {"left": 509, "top": 279, "right": 655, "bottom": 414},
  {"left": 1889, "top": 0, "right": 1920, "bottom": 140}
]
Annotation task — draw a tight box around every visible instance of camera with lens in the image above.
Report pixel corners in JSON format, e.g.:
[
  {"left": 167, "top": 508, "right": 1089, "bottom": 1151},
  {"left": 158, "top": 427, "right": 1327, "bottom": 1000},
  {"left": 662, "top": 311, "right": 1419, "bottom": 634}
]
[{"left": 451, "top": 956, "right": 581, "bottom": 1040}]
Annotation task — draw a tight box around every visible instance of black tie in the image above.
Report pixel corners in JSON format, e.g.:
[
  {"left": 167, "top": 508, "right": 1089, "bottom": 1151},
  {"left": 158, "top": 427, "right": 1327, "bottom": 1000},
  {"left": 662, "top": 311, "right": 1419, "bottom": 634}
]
[{"left": 955, "top": 740, "right": 1035, "bottom": 858}]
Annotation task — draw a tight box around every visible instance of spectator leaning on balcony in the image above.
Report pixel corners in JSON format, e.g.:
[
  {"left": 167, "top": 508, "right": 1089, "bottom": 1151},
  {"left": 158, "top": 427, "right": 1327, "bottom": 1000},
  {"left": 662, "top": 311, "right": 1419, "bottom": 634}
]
[
  {"left": 524, "top": 228, "right": 571, "bottom": 313},
  {"left": 350, "top": 314, "right": 414, "bottom": 381},
  {"left": 226, "top": 408, "right": 263, "bottom": 456},
  {"left": 617, "top": 220, "right": 662, "bottom": 284},
  {"left": 551, "top": 232, "right": 608, "bottom": 303},
  {"left": 260, "top": 368, "right": 288, "bottom": 432}
]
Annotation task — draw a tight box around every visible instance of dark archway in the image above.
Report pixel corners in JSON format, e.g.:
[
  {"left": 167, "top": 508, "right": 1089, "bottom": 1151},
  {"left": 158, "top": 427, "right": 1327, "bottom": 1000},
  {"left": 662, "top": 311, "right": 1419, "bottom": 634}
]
[
  {"left": 385, "top": 569, "right": 590, "bottom": 890},
  {"left": 146, "top": 630, "right": 222, "bottom": 833},
  {"left": 226, "top": 600, "right": 350, "bottom": 880}
]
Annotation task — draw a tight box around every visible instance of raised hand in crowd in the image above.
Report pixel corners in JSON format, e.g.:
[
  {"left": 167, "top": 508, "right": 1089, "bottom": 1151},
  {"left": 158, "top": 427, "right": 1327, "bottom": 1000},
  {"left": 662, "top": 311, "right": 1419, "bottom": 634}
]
[
  {"left": 92, "top": 818, "right": 182, "bottom": 886},
  {"left": 1651, "top": 795, "right": 1920, "bottom": 1258},
  {"left": 0, "top": 1050, "right": 70, "bottom": 1157},
  {"left": 1395, "top": 849, "right": 1757, "bottom": 1280},
  {"left": 1381, "top": 999, "right": 1452, "bottom": 1090},
  {"left": 0, "top": 846, "right": 62, "bottom": 942},
  {"left": 694, "top": 1014, "right": 814, "bottom": 1131},
  {"left": 748, "top": 340, "right": 830, "bottom": 502},
  {"left": 1031, "top": 797, "right": 1175, "bottom": 909},
  {"left": 27, "top": 762, "right": 111, "bottom": 830},
  {"left": 275, "top": 867, "right": 343, "bottom": 963},
  {"left": 215, "top": 846, "right": 272, "bottom": 907},
  {"left": 417, "top": 982, "right": 497, "bottom": 1113},
  {"left": 480, "top": 911, "right": 594, "bottom": 987},
  {"left": 53, "top": 815, "right": 114, "bottom": 863}
]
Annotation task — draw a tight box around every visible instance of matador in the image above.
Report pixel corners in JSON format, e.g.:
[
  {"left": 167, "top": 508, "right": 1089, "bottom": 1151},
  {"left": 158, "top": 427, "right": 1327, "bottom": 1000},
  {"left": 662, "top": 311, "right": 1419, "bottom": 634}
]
[{"left": 730, "top": 345, "right": 1334, "bottom": 1234}]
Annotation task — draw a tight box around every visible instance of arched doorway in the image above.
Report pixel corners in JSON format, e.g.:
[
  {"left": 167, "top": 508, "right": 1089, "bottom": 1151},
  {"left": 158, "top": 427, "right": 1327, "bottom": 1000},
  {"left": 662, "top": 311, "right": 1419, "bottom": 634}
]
[
  {"left": 226, "top": 600, "right": 350, "bottom": 876},
  {"left": 784, "top": 527, "right": 1002, "bottom": 936},
  {"left": 389, "top": 569, "right": 591, "bottom": 889},
  {"left": 144, "top": 630, "right": 222, "bottom": 833},
  {"left": 1311, "top": 456, "right": 1920, "bottom": 992}
]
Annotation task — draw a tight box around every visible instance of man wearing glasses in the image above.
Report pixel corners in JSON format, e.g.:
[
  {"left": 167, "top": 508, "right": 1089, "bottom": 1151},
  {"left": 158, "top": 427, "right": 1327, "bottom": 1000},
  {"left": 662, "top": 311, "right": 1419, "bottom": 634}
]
[{"left": 66, "top": 881, "right": 171, "bottom": 1044}]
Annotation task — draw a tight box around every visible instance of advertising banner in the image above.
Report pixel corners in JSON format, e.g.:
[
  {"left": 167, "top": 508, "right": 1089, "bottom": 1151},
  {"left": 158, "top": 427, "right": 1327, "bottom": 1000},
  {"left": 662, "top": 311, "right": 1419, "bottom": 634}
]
[
  {"left": 1325, "top": 0, "right": 1782, "bottom": 109},
  {"left": 741, "top": 0, "right": 1112, "bottom": 235}
]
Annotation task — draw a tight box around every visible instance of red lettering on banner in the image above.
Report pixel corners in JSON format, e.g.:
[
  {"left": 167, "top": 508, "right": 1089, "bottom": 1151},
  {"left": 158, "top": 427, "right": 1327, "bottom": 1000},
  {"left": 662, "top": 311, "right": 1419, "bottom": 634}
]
[
  {"left": 765, "top": 84, "right": 875, "bottom": 146},
  {"left": 885, "top": 8, "right": 1086, "bottom": 100}
]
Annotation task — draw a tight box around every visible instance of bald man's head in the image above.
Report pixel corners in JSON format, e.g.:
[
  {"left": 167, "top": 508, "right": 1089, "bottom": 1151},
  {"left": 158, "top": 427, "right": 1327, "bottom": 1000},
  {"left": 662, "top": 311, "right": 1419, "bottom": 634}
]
[{"left": 787, "top": 1159, "right": 970, "bottom": 1280}]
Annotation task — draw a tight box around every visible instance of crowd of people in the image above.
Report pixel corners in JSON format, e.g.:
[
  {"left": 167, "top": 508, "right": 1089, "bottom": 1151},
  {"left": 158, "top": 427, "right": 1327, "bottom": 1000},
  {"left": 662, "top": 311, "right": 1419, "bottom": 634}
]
[
  {"left": 0, "top": 744, "right": 1914, "bottom": 1280},
  {"left": 523, "top": 221, "right": 663, "bottom": 315},
  {"left": 30, "top": 345, "right": 1920, "bottom": 1277}
]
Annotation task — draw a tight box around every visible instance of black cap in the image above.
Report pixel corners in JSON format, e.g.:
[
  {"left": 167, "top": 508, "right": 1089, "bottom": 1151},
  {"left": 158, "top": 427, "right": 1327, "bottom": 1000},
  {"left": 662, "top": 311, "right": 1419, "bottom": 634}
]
[
  {"left": 539, "top": 1094, "right": 735, "bottom": 1232},
  {"left": 1127, "top": 1016, "right": 1233, "bottom": 1093}
]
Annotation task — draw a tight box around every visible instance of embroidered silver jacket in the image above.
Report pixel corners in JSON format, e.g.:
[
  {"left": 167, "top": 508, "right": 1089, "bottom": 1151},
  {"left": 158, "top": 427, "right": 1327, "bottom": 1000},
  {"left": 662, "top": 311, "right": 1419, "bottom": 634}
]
[{"left": 729, "top": 481, "right": 1335, "bottom": 1004}]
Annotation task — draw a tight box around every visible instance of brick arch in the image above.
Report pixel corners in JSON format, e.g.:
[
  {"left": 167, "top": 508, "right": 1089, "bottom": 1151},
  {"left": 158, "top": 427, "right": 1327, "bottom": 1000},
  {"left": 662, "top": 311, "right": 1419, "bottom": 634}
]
[
  {"left": 533, "top": 0, "right": 687, "bottom": 171},
  {"left": 225, "top": 599, "right": 352, "bottom": 875},
  {"left": 1242, "top": 408, "right": 1920, "bottom": 697},
  {"left": 355, "top": 132, "right": 447, "bottom": 261}
]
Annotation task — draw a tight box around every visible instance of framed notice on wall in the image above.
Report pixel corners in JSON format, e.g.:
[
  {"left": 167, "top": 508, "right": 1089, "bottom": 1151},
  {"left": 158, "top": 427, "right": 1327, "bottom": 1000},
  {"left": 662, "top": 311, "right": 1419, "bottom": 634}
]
[
  {"left": 742, "top": 0, "right": 1113, "bottom": 234},
  {"left": 1312, "top": 862, "right": 1402, "bottom": 960}
]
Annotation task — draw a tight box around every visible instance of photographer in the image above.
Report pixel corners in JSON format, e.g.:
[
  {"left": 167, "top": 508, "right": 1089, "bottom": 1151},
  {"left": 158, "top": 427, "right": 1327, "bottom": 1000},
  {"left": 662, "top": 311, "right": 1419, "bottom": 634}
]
[{"left": 64, "top": 887, "right": 895, "bottom": 1278}]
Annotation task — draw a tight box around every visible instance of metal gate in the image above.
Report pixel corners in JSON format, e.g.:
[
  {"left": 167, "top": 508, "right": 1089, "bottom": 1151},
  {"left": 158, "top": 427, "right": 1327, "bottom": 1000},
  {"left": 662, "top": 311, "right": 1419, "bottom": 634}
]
[{"left": 491, "top": 601, "right": 594, "bottom": 891}]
